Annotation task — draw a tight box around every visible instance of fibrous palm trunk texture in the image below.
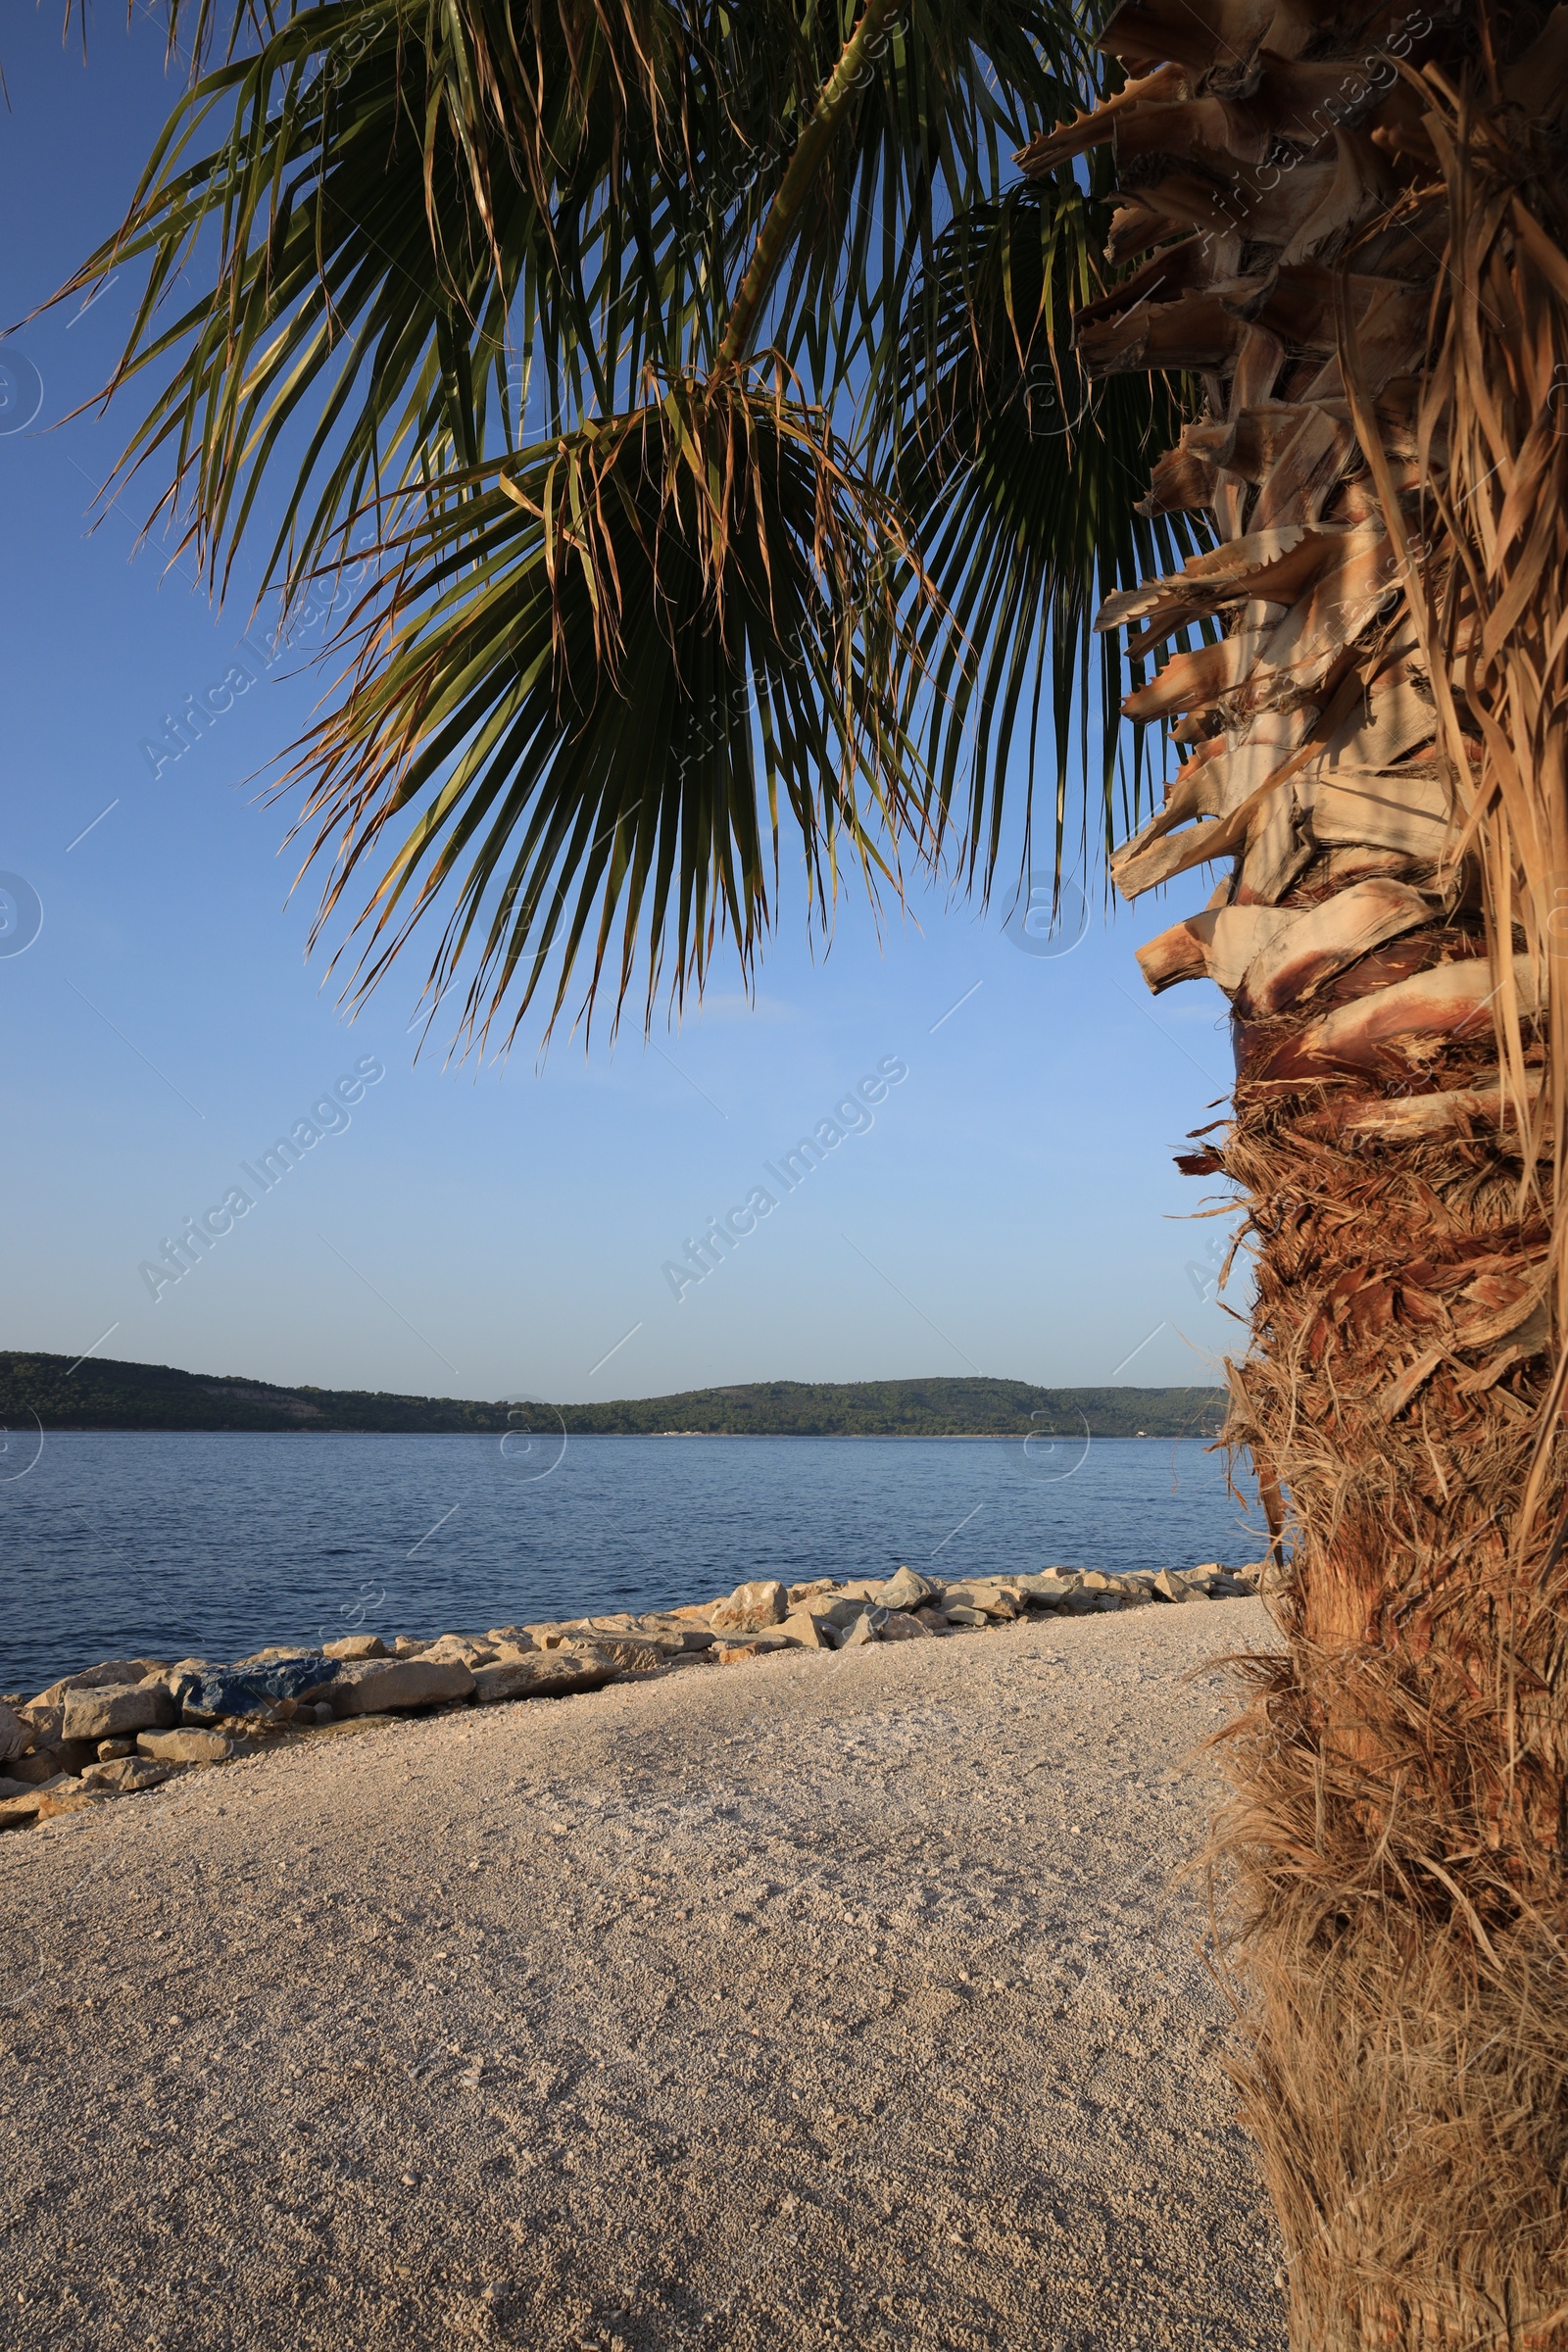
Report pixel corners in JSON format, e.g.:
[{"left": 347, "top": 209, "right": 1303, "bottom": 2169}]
[{"left": 1023, "top": 4, "right": 1568, "bottom": 2344}]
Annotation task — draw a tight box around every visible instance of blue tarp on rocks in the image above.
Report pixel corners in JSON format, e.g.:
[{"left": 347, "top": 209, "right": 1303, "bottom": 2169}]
[{"left": 172, "top": 1654, "right": 339, "bottom": 1719}]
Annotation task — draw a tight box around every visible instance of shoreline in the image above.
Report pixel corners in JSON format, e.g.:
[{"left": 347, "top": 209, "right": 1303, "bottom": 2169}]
[
  {"left": 2, "top": 1356, "right": 1227, "bottom": 1444},
  {"left": 1, "top": 1561, "right": 1265, "bottom": 1837},
  {"left": 15, "top": 1425, "right": 1219, "bottom": 1440}
]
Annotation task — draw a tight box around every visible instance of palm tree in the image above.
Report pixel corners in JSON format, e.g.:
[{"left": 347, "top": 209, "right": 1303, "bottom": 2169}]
[
  {"left": 74, "top": 0, "right": 1191, "bottom": 1049},
  {"left": 1016, "top": 9, "right": 1568, "bottom": 2344},
  {"left": 65, "top": 2, "right": 1568, "bottom": 2342}
]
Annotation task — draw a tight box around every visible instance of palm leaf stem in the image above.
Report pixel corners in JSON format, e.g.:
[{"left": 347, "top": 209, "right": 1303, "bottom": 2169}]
[{"left": 713, "top": 0, "right": 906, "bottom": 374}]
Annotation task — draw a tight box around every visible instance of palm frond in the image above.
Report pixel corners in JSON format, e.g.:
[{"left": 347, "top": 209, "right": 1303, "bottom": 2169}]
[
  {"left": 62, "top": 1, "right": 1183, "bottom": 1050},
  {"left": 894, "top": 173, "right": 1207, "bottom": 896},
  {"left": 62, "top": 3, "right": 1102, "bottom": 608},
  {"left": 288, "top": 368, "right": 935, "bottom": 1049},
  {"left": 62, "top": 1, "right": 288, "bottom": 69},
  {"left": 58, "top": 2, "right": 698, "bottom": 601},
  {"left": 757, "top": 0, "right": 1098, "bottom": 390}
]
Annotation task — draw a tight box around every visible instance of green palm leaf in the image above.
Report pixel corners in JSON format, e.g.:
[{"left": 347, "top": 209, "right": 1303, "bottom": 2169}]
[
  {"left": 61, "top": 3, "right": 286, "bottom": 66},
  {"left": 288, "top": 368, "right": 934, "bottom": 1046},
  {"left": 61, "top": 1, "right": 1196, "bottom": 1048},
  {"left": 701, "top": 1, "right": 1096, "bottom": 385},
  {"left": 62, "top": 2, "right": 703, "bottom": 600},
  {"left": 893, "top": 172, "right": 1206, "bottom": 896}
]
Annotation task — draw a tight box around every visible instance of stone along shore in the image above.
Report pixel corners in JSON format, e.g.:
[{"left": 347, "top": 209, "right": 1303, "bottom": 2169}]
[{"left": 0, "top": 1560, "right": 1265, "bottom": 1835}]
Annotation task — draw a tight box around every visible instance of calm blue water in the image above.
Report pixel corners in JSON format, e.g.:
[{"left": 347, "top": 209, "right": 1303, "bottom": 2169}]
[{"left": 0, "top": 1431, "right": 1263, "bottom": 1697}]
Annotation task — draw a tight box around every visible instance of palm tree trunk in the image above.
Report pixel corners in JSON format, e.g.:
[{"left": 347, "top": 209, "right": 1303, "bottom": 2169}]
[{"left": 1025, "top": 7, "right": 1568, "bottom": 2342}]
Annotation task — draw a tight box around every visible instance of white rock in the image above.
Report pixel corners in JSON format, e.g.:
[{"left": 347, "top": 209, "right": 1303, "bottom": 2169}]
[
  {"left": 1177, "top": 1568, "right": 1220, "bottom": 1593},
  {"left": 942, "top": 1586, "right": 1017, "bottom": 1620},
  {"left": 27, "top": 1660, "right": 162, "bottom": 1710},
  {"left": 80, "top": 1756, "right": 178, "bottom": 1795},
  {"left": 1017, "top": 1576, "right": 1078, "bottom": 1608},
  {"left": 419, "top": 1634, "right": 496, "bottom": 1666},
  {"left": 471, "top": 1654, "right": 618, "bottom": 1705},
  {"left": 16, "top": 1699, "right": 64, "bottom": 1746},
  {"left": 710, "top": 1581, "right": 788, "bottom": 1633},
  {"left": 62, "top": 1685, "right": 177, "bottom": 1742},
  {"left": 137, "top": 1729, "right": 233, "bottom": 1765},
  {"left": 328, "top": 1657, "right": 475, "bottom": 1714},
  {"left": 569, "top": 1637, "right": 666, "bottom": 1678},
  {"left": 786, "top": 1579, "right": 837, "bottom": 1607},
  {"left": 882, "top": 1567, "right": 941, "bottom": 1611}
]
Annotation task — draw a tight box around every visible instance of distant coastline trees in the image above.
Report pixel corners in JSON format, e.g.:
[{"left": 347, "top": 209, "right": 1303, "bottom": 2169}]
[{"left": 0, "top": 1352, "right": 1223, "bottom": 1441}]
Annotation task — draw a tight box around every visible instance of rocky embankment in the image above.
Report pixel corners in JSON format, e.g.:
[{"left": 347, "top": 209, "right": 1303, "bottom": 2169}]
[{"left": 0, "top": 1560, "right": 1263, "bottom": 1836}]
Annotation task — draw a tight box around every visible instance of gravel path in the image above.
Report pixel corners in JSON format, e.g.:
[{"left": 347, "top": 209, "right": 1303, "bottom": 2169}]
[{"left": 0, "top": 1599, "right": 1287, "bottom": 2351}]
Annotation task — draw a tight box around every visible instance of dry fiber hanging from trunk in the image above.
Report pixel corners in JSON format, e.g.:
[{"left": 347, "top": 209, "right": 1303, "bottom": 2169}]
[{"left": 1024, "top": 3, "right": 1568, "bottom": 2343}]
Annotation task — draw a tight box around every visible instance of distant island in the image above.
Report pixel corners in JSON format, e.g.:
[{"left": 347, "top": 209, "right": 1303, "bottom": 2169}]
[{"left": 0, "top": 1352, "right": 1226, "bottom": 1440}]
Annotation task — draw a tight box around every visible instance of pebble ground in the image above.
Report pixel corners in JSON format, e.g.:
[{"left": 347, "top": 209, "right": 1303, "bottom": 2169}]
[{"left": 0, "top": 1598, "right": 1287, "bottom": 2350}]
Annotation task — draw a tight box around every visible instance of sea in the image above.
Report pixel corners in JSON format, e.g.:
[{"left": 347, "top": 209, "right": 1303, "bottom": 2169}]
[{"left": 1, "top": 1429, "right": 1262, "bottom": 1698}]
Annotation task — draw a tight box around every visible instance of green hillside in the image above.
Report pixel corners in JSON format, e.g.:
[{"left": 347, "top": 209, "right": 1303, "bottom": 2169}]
[
  {"left": 552, "top": 1378, "right": 1226, "bottom": 1439},
  {"left": 0, "top": 1353, "right": 1226, "bottom": 1440}
]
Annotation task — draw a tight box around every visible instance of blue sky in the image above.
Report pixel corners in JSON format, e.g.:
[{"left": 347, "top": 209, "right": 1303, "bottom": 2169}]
[{"left": 0, "top": 7, "right": 1241, "bottom": 1405}]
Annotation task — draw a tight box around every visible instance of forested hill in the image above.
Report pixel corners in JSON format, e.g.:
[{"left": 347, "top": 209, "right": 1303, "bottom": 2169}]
[
  {"left": 0, "top": 1354, "right": 1226, "bottom": 1440},
  {"left": 544, "top": 1379, "right": 1227, "bottom": 1438}
]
